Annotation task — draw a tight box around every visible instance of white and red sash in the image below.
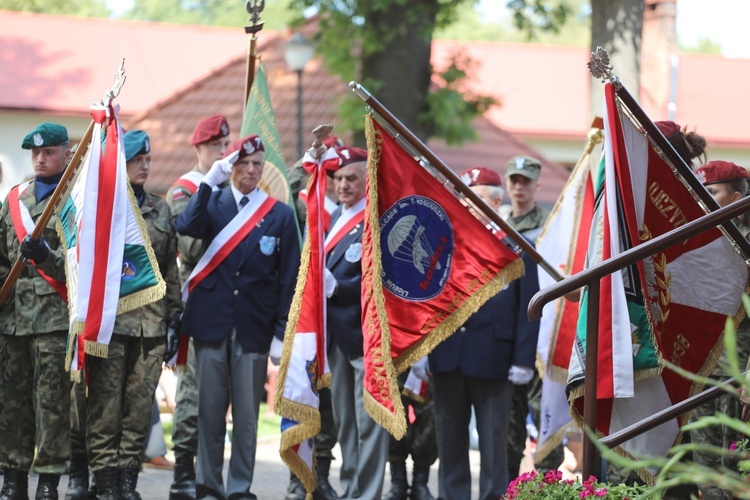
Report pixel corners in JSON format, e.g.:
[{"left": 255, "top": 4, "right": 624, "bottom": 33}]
[
  {"left": 324, "top": 202, "right": 365, "bottom": 254},
  {"left": 182, "top": 189, "right": 277, "bottom": 301},
  {"left": 7, "top": 181, "right": 68, "bottom": 301},
  {"left": 170, "top": 170, "right": 205, "bottom": 201}
]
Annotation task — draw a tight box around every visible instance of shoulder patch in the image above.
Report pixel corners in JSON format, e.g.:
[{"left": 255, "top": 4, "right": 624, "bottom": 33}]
[{"left": 171, "top": 188, "right": 186, "bottom": 201}]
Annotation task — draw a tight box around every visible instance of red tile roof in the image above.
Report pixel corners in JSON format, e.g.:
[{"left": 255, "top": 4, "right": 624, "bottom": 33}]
[{"left": 0, "top": 10, "right": 251, "bottom": 116}]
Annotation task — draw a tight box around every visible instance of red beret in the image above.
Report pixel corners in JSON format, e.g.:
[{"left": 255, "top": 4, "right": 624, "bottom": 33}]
[
  {"left": 696, "top": 160, "right": 749, "bottom": 186},
  {"left": 225, "top": 134, "right": 265, "bottom": 160},
  {"left": 334, "top": 146, "right": 367, "bottom": 168},
  {"left": 191, "top": 115, "right": 230, "bottom": 145},
  {"left": 322, "top": 136, "right": 345, "bottom": 149},
  {"left": 655, "top": 121, "right": 681, "bottom": 139},
  {"left": 460, "top": 167, "right": 502, "bottom": 187}
]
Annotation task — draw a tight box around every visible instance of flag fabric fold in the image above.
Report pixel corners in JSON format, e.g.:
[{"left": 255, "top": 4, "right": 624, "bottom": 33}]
[
  {"left": 534, "top": 139, "right": 596, "bottom": 461},
  {"left": 275, "top": 147, "right": 339, "bottom": 494},
  {"left": 568, "top": 83, "right": 749, "bottom": 483},
  {"left": 57, "top": 103, "right": 165, "bottom": 381},
  {"left": 361, "top": 115, "right": 525, "bottom": 438}
]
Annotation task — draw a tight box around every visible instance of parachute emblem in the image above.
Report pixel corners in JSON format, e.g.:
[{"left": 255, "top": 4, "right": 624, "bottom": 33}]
[{"left": 387, "top": 215, "right": 442, "bottom": 274}]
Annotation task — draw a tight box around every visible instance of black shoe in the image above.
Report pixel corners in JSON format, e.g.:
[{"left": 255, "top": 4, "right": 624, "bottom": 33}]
[
  {"left": 409, "top": 466, "right": 434, "bottom": 500},
  {"left": 0, "top": 469, "right": 29, "bottom": 500},
  {"left": 119, "top": 466, "right": 141, "bottom": 500},
  {"left": 169, "top": 455, "right": 196, "bottom": 500},
  {"left": 312, "top": 475, "right": 338, "bottom": 500},
  {"left": 35, "top": 475, "right": 60, "bottom": 500},
  {"left": 65, "top": 454, "right": 88, "bottom": 500},
  {"left": 383, "top": 461, "right": 408, "bottom": 500},
  {"left": 284, "top": 474, "right": 306, "bottom": 500},
  {"left": 92, "top": 468, "right": 118, "bottom": 500}
]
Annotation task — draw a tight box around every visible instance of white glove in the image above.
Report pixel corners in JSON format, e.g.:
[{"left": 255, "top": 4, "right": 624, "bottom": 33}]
[
  {"left": 410, "top": 356, "right": 430, "bottom": 382},
  {"left": 269, "top": 337, "right": 283, "bottom": 366},
  {"left": 202, "top": 150, "right": 240, "bottom": 188},
  {"left": 323, "top": 268, "right": 337, "bottom": 298},
  {"left": 508, "top": 365, "right": 534, "bottom": 385}
]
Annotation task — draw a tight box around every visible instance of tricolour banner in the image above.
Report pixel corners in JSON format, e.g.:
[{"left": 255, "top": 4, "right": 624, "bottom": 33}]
[
  {"left": 568, "top": 83, "right": 748, "bottom": 483},
  {"left": 58, "top": 103, "right": 165, "bottom": 381},
  {"left": 362, "top": 115, "right": 524, "bottom": 438},
  {"left": 534, "top": 133, "right": 596, "bottom": 461},
  {"left": 275, "top": 147, "right": 339, "bottom": 494}
]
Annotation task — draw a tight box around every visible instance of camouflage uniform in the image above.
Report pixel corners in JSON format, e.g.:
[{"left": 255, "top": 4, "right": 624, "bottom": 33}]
[
  {"left": 85, "top": 192, "right": 182, "bottom": 471},
  {"left": 166, "top": 168, "right": 203, "bottom": 464},
  {"left": 0, "top": 182, "right": 71, "bottom": 475},
  {"left": 504, "top": 203, "right": 562, "bottom": 478},
  {"left": 689, "top": 224, "right": 750, "bottom": 500},
  {"left": 387, "top": 372, "right": 438, "bottom": 470}
]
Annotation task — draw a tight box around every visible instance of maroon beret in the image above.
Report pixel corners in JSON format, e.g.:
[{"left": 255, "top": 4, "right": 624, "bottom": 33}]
[
  {"left": 334, "top": 146, "right": 367, "bottom": 168},
  {"left": 655, "top": 121, "right": 681, "bottom": 139},
  {"left": 191, "top": 115, "right": 230, "bottom": 146},
  {"left": 225, "top": 134, "right": 265, "bottom": 160},
  {"left": 696, "top": 160, "right": 749, "bottom": 186},
  {"left": 322, "top": 136, "right": 345, "bottom": 149},
  {"left": 460, "top": 166, "right": 503, "bottom": 187}
]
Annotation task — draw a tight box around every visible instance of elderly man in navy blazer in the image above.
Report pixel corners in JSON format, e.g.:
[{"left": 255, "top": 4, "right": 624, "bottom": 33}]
[
  {"left": 323, "top": 146, "right": 389, "bottom": 499},
  {"left": 428, "top": 167, "right": 540, "bottom": 500},
  {"left": 175, "top": 134, "right": 300, "bottom": 500}
]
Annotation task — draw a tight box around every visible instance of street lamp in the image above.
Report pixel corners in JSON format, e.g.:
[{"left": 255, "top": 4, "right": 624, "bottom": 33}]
[{"left": 283, "top": 33, "right": 315, "bottom": 159}]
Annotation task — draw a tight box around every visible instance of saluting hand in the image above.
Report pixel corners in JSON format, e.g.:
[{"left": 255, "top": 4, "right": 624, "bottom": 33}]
[{"left": 203, "top": 150, "right": 240, "bottom": 188}]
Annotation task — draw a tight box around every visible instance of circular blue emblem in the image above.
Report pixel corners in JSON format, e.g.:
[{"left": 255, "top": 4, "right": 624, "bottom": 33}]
[
  {"left": 121, "top": 259, "right": 137, "bottom": 280},
  {"left": 379, "top": 196, "right": 454, "bottom": 301}
]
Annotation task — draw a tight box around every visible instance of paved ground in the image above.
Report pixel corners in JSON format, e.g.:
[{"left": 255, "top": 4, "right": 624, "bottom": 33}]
[{"left": 27, "top": 434, "right": 580, "bottom": 498}]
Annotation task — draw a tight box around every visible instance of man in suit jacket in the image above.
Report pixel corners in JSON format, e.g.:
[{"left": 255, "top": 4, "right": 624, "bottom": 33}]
[
  {"left": 175, "top": 134, "right": 300, "bottom": 500},
  {"left": 428, "top": 167, "right": 540, "bottom": 500},
  {"left": 323, "top": 146, "right": 389, "bottom": 499}
]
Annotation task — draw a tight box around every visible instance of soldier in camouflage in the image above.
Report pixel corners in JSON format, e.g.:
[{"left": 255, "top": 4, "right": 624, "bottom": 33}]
[
  {"left": 80, "top": 131, "right": 182, "bottom": 500},
  {"left": 502, "top": 156, "right": 562, "bottom": 479},
  {"left": 689, "top": 161, "right": 750, "bottom": 500},
  {"left": 0, "top": 123, "right": 72, "bottom": 500},
  {"left": 166, "top": 114, "right": 231, "bottom": 500}
]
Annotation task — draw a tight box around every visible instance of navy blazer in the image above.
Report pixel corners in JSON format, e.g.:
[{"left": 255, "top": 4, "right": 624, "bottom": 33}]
[
  {"left": 326, "top": 207, "right": 365, "bottom": 359},
  {"left": 174, "top": 183, "right": 300, "bottom": 353},
  {"left": 429, "top": 250, "right": 540, "bottom": 380}
]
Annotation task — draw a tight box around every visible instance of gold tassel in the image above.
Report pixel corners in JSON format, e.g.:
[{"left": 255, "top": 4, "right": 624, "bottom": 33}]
[{"left": 84, "top": 340, "right": 109, "bottom": 358}]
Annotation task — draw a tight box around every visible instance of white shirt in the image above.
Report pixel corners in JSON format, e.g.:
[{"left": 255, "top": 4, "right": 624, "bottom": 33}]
[{"left": 230, "top": 185, "right": 259, "bottom": 212}]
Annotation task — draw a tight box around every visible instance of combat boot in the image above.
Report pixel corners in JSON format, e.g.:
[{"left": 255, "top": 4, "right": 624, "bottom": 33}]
[
  {"left": 64, "top": 454, "right": 88, "bottom": 500},
  {"left": 409, "top": 466, "right": 434, "bottom": 500},
  {"left": 313, "top": 460, "right": 338, "bottom": 500},
  {"left": 35, "top": 475, "right": 60, "bottom": 500},
  {"left": 119, "top": 466, "right": 141, "bottom": 500},
  {"left": 92, "top": 467, "right": 118, "bottom": 500},
  {"left": 382, "top": 461, "right": 408, "bottom": 500},
  {"left": 0, "top": 469, "right": 29, "bottom": 500},
  {"left": 284, "top": 472, "right": 306, "bottom": 500},
  {"left": 168, "top": 455, "right": 196, "bottom": 500}
]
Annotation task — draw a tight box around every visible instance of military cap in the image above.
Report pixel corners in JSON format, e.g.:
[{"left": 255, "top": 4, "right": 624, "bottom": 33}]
[
  {"left": 334, "top": 146, "right": 367, "bottom": 168},
  {"left": 322, "top": 136, "right": 345, "bottom": 149},
  {"left": 460, "top": 166, "right": 502, "bottom": 187},
  {"left": 505, "top": 156, "right": 542, "bottom": 180},
  {"left": 21, "top": 123, "right": 69, "bottom": 149},
  {"left": 191, "top": 114, "right": 230, "bottom": 145},
  {"left": 655, "top": 120, "right": 682, "bottom": 140},
  {"left": 123, "top": 130, "right": 151, "bottom": 162},
  {"left": 226, "top": 134, "right": 265, "bottom": 160},
  {"left": 696, "top": 161, "right": 749, "bottom": 186}
]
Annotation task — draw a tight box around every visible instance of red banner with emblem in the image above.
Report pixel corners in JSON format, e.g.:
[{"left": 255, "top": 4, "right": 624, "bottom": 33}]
[{"left": 361, "top": 116, "right": 524, "bottom": 438}]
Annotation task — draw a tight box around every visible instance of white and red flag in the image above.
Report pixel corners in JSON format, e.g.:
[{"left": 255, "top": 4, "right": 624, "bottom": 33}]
[
  {"left": 275, "top": 147, "right": 339, "bottom": 494},
  {"left": 568, "top": 83, "right": 748, "bottom": 482}
]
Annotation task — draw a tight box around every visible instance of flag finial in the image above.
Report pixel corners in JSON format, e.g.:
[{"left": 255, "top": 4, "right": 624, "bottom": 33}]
[{"left": 587, "top": 46, "right": 620, "bottom": 88}]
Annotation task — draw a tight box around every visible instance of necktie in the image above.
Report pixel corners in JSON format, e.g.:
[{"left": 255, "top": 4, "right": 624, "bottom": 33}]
[{"left": 239, "top": 196, "right": 248, "bottom": 210}]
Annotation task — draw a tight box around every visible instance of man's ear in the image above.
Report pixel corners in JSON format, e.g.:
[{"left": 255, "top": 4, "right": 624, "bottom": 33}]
[{"left": 534, "top": 181, "right": 541, "bottom": 193}]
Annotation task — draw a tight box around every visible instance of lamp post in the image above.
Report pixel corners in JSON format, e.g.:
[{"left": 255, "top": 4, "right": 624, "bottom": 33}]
[{"left": 283, "top": 33, "right": 314, "bottom": 159}]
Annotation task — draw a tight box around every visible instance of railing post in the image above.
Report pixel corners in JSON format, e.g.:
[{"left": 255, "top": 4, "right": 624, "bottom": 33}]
[{"left": 582, "top": 278, "right": 600, "bottom": 480}]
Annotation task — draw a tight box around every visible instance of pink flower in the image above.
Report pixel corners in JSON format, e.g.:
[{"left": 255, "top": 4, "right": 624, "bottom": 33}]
[
  {"left": 594, "top": 488, "right": 607, "bottom": 497},
  {"left": 731, "top": 441, "right": 738, "bottom": 451},
  {"left": 543, "top": 470, "right": 563, "bottom": 484}
]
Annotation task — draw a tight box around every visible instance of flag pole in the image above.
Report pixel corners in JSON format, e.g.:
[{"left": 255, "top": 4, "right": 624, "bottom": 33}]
[
  {"left": 588, "top": 46, "right": 750, "bottom": 259},
  {"left": 349, "top": 81, "right": 565, "bottom": 283},
  {"left": 0, "top": 60, "right": 126, "bottom": 309},
  {"left": 243, "top": 0, "right": 265, "bottom": 108}
]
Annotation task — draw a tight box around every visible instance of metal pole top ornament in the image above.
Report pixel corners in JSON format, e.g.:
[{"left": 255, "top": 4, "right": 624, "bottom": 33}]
[
  {"left": 587, "top": 46, "right": 621, "bottom": 88},
  {"left": 245, "top": 0, "right": 265, "bottom": 34}
]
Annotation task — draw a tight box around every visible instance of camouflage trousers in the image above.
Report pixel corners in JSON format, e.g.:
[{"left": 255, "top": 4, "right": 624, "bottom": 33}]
[
  {"left": 690, "top": 375, "right": 743, "bottom": 500},
  {"left": 315, "top": 387, "right": 337, "bottom": 463},
  {"left": 0, "top": 332, "right": 71, "bottom": 474},
  {"left": 84, "top": 334, "right": 165, "bottom": 471},
  {"left": 507, "top": 381, "right": 528, "bottom": 480},
  {"left": 388, "top": 374, "right": 438, "bottom": 468},
  {"left": 171, "top": 338, "right": 198, "bottom": 460}
]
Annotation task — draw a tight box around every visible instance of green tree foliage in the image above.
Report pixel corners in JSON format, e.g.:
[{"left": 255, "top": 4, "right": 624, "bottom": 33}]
[
  {"left": 0, "top": 0, "right": 110, "bottom": 16},
  {"left": 680, "top": 37, "right": 722, "bottom": 55}
]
